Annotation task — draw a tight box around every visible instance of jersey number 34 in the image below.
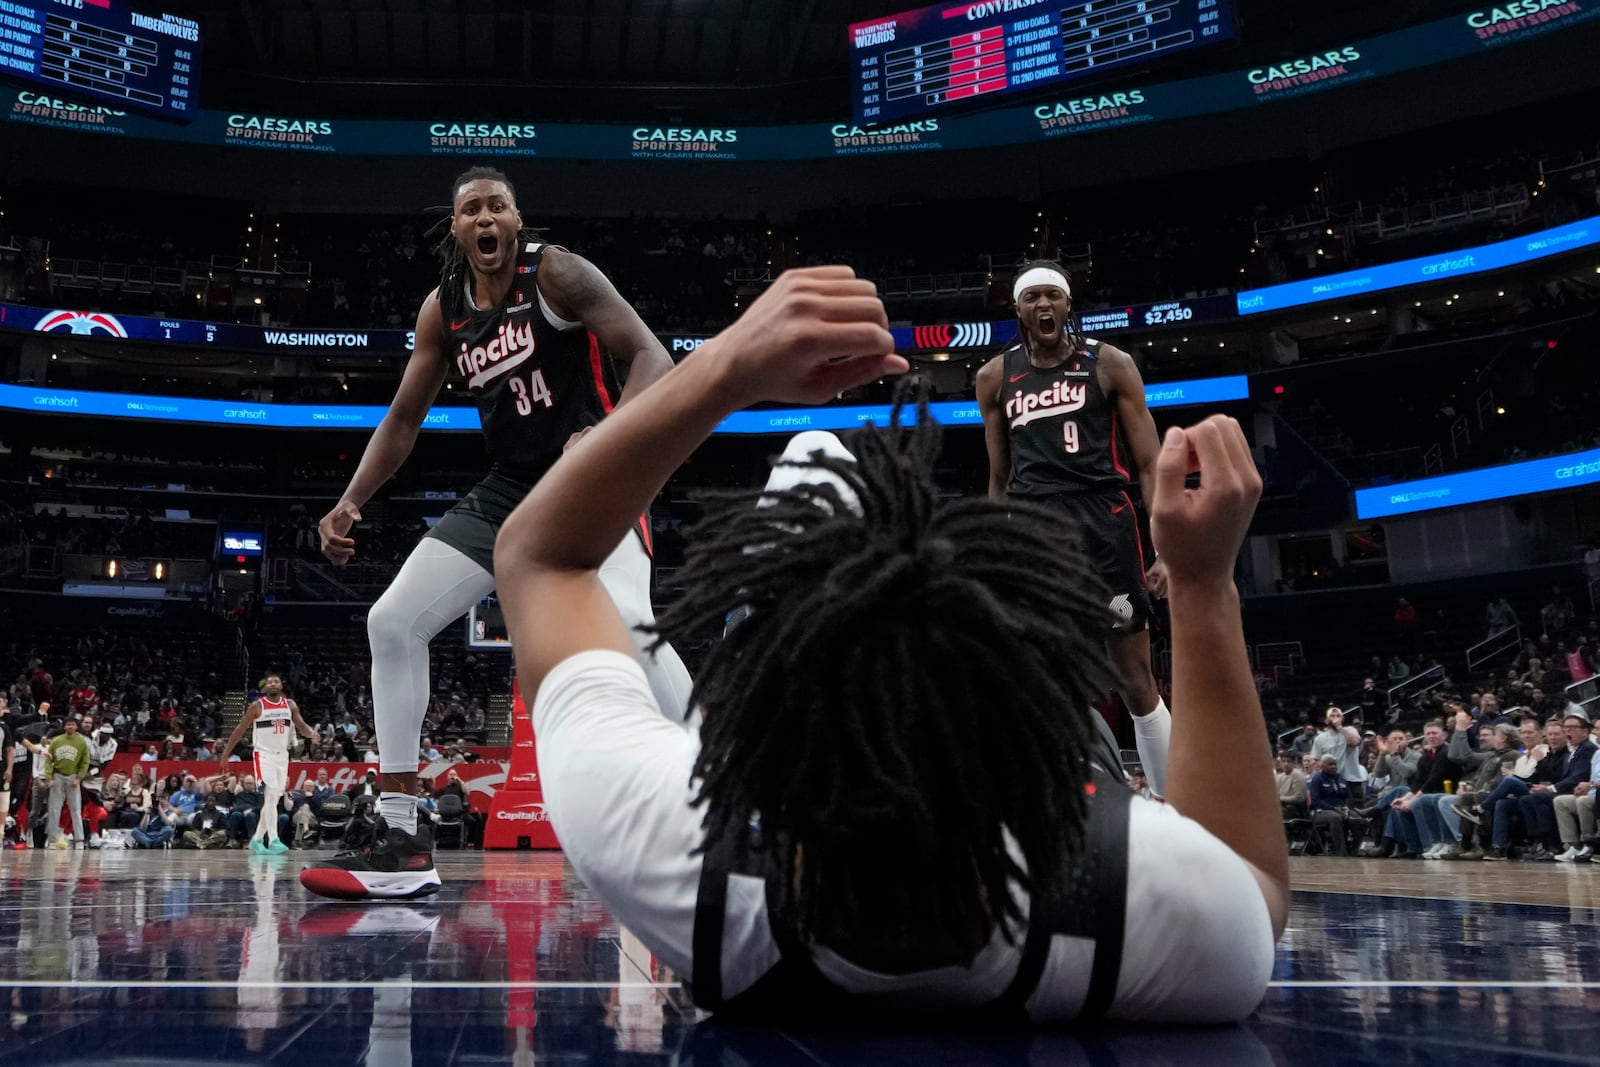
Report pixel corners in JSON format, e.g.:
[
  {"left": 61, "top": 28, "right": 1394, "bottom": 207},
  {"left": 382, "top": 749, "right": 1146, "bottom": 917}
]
[{"left": 508, "top": 369, "right": 554, "bottom": 415}]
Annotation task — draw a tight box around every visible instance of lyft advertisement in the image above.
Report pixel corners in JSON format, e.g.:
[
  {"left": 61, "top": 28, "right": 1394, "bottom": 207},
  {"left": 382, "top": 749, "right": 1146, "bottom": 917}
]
[{"left": 104, "top": 756, "right": 507, "bottom": 813}]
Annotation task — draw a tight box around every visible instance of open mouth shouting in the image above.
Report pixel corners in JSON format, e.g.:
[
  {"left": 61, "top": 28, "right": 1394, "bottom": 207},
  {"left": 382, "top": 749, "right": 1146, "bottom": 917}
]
[
  {"left": 474, "top": 230, "right": 501, "bottom": 265},
  {"left": 1034, "top": 309, "right": 1059, "bottom": 341}
]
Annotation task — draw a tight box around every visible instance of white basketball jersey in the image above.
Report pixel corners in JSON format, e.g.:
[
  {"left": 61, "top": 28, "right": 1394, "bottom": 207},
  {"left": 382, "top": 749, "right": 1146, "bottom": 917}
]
[{"left": 253, "top": 696, "right": 294, "bottom": 753}]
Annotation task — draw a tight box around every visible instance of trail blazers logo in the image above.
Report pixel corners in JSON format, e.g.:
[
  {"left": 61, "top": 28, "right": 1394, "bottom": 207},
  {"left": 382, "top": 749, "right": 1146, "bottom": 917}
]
[{"left": 912, "top": 322, "right": 991, "bottom": 349}]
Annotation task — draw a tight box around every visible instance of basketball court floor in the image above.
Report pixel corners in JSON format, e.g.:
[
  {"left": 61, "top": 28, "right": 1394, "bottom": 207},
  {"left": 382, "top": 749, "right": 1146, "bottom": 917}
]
[{"left": 2, "top": 853, "right": 1595, "bottom": 1065}]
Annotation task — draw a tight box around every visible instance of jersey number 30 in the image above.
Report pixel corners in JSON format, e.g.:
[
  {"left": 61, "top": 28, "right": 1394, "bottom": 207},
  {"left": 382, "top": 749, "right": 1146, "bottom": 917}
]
[
  {"left": 1062, "top": 421, "right": 1080, "bottom": 454},
  {"left": 509, "top": 369, "right": 554, "bottom": 415}
]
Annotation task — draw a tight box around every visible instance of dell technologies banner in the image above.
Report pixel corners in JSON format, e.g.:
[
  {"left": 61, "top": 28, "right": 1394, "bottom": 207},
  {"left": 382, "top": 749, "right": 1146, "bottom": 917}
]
[
  {"left": 1354, "top": 446, "right": 1600, "bottom": 520},
  {"left": 0, "top": 376, "right": 1249, "bottom": 435},
  {"left": 5, "top": 4, "right": 1597, "bottom": 161}
]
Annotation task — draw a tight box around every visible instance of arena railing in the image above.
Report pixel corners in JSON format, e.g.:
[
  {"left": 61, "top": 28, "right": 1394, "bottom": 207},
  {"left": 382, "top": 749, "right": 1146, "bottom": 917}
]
[
  {"left": 1385, "top": 663, "right": 1446, "bottom": 711},
  {"left": 1466, "top": 624, "right": 1520, "bottom": 674}
]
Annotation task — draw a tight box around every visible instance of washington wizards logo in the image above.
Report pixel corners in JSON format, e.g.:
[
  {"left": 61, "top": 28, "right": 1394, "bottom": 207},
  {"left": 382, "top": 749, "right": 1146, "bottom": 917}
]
[{"left": 33, "top": 310, "right": 128, "bottom": 338}]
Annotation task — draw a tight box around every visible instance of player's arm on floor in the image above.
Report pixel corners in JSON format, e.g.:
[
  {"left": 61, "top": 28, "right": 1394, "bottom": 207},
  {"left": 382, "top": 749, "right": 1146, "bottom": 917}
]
[
  {"left": 218, "top": 701, "right": 261, "bottom": 771},
  {"left": 1153, "top": 416, "right": 1288, "bottom": 940},
  {"left": 320, "top": 290, "right": 450, "bottom": 563},
  {"left": 539, "top": 248, "right": 673, "bottom": 407},
  {"left": 975, "top": 355, "right": 1010, "bottom": 501}
]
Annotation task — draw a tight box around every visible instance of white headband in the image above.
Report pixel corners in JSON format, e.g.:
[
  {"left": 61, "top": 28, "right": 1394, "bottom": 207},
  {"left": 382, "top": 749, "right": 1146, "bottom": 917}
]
[{"left": 1013, "top": 267, "right": 1071, "bottom": 304}]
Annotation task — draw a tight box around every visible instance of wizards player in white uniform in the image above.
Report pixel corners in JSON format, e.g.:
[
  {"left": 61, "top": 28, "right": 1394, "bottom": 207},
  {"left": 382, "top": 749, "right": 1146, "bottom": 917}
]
[
  {"left": 303, "top": 166, "right": 692, "bottom": 900},
  {"left": 218, "top": 672, "right": 319, "bottom": 853}
]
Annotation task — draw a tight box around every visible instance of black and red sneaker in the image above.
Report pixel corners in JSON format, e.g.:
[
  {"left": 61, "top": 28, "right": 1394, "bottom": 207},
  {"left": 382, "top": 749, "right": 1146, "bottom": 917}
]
[{"left": 299, "top": 821, "right": 442, "bottom": 901}]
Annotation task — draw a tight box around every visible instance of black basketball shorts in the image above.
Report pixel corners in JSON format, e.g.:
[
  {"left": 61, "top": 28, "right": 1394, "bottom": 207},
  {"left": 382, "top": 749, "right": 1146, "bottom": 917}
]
[
  {"left": 424, "top": 468, "right": 651, "bottom": 574},
  {"left": 1034, "top": 490, "right": 1152, "bottom": 634}
]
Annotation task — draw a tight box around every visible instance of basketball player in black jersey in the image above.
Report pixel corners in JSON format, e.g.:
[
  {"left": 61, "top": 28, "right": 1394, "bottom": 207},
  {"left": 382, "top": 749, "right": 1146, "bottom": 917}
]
[
  {"left": 300, "top": 166, "right": 692, "bottom": 901},
  {"left": 977, "top": 262, "right": 1173, "bottom": 795}
]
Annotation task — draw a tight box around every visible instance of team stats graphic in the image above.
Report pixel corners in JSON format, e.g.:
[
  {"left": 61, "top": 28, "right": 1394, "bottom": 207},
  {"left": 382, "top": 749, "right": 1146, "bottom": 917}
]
[
  {"left": 0, "top": 0, "right": 200, "bottom": 120},
  {"left": 851, "top": 0, "right": 1233, "bottom": 123}
]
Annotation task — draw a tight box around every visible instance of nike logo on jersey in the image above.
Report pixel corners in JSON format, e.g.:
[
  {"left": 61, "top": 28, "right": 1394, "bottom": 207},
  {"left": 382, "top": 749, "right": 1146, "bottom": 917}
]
[
  {"left": 457, "top": 319, "right": 537, "bottom": 390},
  {"left": 450, "top": 317, "right": 472, "bottom": 331},
  {"left": 1009, "top": 373, "right": 1029, "bottom": 383},
  {"left": 1005, "top": 380, "right": 1087, "bottom": 428}
]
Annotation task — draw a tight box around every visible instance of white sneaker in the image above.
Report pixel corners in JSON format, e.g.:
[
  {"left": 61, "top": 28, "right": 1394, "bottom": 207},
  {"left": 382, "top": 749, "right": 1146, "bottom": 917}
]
[
  {"left": 1437, "top": 844, "right": 1462, "bottom": 860},
  {"left": 1555, "top": 846, "right": 1581, "bottom": 863},
  {"left": 88, "top": 833, "right": 102, "bottom": 849},
  {"left": 1422, "top": 844, "right": 1443, "bottom": 859},
  {"left": 1577, "top": 846, "right": 1594, "bottom": 861}
]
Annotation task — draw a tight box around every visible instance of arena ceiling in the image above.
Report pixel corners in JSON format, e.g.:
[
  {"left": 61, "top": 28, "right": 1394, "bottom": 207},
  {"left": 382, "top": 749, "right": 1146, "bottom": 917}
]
[{"left": 183, "top": 0, "right": 1467, "bottom": 122}]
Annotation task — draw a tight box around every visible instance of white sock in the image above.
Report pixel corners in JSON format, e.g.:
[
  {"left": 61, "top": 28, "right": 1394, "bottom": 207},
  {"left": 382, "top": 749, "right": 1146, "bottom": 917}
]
[
  {"left": 379, "top": 792, "right": 418, "bottom": 835},
  {"left": 1132, "top": 698, "right": 1172, "bottom": 798}
]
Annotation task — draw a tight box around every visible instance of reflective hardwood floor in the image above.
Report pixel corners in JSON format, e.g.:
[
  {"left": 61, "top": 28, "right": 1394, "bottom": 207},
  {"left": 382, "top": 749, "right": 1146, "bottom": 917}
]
[{"left": 1, "top": 851, "right": 1596, "bottom": 1065}]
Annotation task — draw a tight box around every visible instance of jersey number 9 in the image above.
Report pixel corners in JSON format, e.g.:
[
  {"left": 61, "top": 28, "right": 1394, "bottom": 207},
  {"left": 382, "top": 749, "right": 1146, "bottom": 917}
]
[
  {"left": 509, "top": 369, "right": 554, "bottom": 415},
  {"left": 1063, "top": 421, "right": 1080, "bottom": 454}
]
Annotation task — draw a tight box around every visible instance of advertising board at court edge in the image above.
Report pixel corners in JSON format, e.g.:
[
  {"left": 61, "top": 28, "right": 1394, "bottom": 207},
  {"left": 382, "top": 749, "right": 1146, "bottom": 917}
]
[
  {"left": 224, "top": 112, "right": 336, "bottom": 152},
  {"left": 629, "top": 125, "right": 739, "bottom": 160},
  {"left": 426, "top": 120, "right": 538, "bottom": 157}
]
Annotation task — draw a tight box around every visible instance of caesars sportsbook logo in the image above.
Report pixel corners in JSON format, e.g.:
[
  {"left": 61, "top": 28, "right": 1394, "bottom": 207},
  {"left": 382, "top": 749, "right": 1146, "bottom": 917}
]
[
  {"left": 428, "top": 121, "right": 538, "bottom": 156},
  {"left": 1034, "top": 90, "right": 1148, "bottom": 135},
  {"left": 630, "top": 126, "right": 738, "bottom": 159},
  {"left": 1247, "top": 47, "right": 1362, "bottom": 97},
  {"left": 1465, "top": 1, "right": 1589, "bottom": 41},
  {"left": 11, "top": 90, "right": 126, "bottom": 128},
  {"left": 225, "top": 113, "right": 335, "bottom": 151},
  {"left": 34, "top": 309, "right": 128, "bottom": 337},
  {"left": 830, "top": 120, "right": 941, "bottom": 155}
]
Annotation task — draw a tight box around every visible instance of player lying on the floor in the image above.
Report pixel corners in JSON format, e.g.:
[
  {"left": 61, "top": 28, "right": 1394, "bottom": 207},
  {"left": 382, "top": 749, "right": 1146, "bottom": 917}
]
[{"left": 493, "top": 266, "right": 1287, "bottom": 1024}]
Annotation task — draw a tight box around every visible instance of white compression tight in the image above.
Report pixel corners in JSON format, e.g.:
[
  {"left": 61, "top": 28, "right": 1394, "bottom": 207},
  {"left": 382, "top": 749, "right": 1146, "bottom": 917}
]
[{"left": 369, "top": 534, "right": 693, "bottom": 788}]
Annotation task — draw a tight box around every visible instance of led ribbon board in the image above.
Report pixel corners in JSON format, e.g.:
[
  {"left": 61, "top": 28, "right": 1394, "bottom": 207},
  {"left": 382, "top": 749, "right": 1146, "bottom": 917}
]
[
  {"left": 0, "top": 376, "right": 1249, "bottom": 435},
  {"left": 1354, "top": 447, "right": 1600, "bottom": 519}
]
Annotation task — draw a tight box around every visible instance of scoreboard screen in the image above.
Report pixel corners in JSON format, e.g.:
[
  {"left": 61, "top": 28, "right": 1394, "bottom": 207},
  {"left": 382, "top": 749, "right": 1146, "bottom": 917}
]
[
  {"left": 0, "top": 0, "right": 201, "bottom": 121},
  {"left": 851, "top": 0, "right": 1233, "bottom": 124}
]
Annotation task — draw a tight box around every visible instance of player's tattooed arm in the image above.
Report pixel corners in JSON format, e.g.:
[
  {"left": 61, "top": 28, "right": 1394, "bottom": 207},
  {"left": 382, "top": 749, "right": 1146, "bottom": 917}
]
[{"left": 539, "top": 248, "right": 673, "bottom": 407}]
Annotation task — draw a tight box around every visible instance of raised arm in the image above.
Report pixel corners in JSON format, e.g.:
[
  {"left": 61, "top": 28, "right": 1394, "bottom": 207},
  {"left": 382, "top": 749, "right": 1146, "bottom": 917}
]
[
  {"left": 320, "top": 290, "right": 450, "bottom": 564},
  {"left": 539, "top": 248, "right": 673, "bottom": 408},
  {"left": 975, "top": 355, "right": 1011, "bottom": 501},
  {"left": 494, "top": 267, "right": 904, "bottom": 692},
  {"left": 1151, "top": 416, "right": 1286, "bottom": 939}
]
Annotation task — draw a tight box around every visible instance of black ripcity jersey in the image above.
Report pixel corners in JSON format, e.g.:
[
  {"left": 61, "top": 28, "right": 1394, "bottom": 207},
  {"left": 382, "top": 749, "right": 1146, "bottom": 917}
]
[
  {"left": 1001, "top": 338, "right": 1127, "bottom": 497},
  {"left": 446, "top": 242, "right": 618, "bottom": 482}
]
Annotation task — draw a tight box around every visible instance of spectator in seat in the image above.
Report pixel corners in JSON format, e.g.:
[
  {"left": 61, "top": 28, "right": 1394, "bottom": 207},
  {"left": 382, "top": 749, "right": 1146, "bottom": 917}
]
[
  {"left": 435, "top": 768, "right": 484, "bottom": 847},
  {"left": 1310, "top": 707, "right": 1367, "bottom": 799},
  {"left": 183, "top": 793, "right": 230, "bottom": 849},
  {"left": 117, "top": 769, "right": 154, "bottom": 830},
  {"left": 1552, "top": 745, "right": 1600, "bottom": 862},
  {"left": 85, "top": 723, "right": 117, "bottom": 773},
  {"left": 1380, "top": 720, "right": 1460, "bottom": 858},
  {"left": 1387, "top": 655, "right": 1410, "bottom": 685},
  {"left": 165, "top": 774, "right": 204, "bottom": 828},
  {"left": 1484, "top": 718, "right": 1565, "bottom": 860},
  {"left": 1541, "top": 587, "right": 1575, "bottom": 635},
  {"left": 225, "top": 774, "right": 265, "bottom": 846},
  {"left": 1289, "top": 724, "right": 1316, "bottom": 758},
  {"left": 420, "top": 736, "right": 441, "bottom": 762},
  {"left": 1513, "top": 715, "right": 1596, "bottom": 861},
  {"left": 1416, "top": 714, "right": 1517, "bottom": 860},
  {"left": 1275, "top": 751, "right": 1307, "bottom": 817},
  {"left": 139, "top": 745, "right": 159, "bottom": 763},
  {"left": 1307, "top": 758, "right": 1352, "bottom": 855}
]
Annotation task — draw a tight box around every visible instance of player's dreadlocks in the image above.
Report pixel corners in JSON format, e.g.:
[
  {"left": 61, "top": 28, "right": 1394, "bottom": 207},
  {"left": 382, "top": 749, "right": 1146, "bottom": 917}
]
[
  {"left": 430, "top": 165, "right": 545, "bottom": 324},
  {"left": 1013, "top": 257, "right": 1082, "bottom": 361},
  {"left": 649, "top": 389, "right": 1116, "bottom": 970}
]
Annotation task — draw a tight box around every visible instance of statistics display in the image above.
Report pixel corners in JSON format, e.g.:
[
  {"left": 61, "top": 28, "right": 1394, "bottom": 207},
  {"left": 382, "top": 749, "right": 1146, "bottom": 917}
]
[
  {"left": 850, "top": 0, "right": 1234, "bottom": 124},
  {"left": 0, "top": 0, "right": 200, "bottom": 121}
]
